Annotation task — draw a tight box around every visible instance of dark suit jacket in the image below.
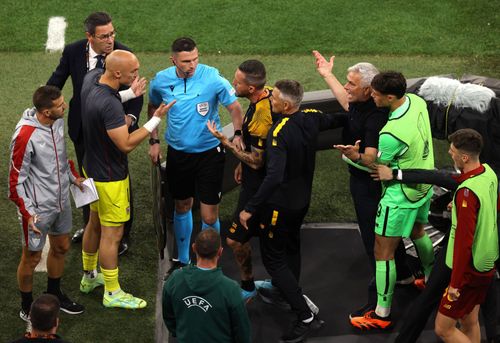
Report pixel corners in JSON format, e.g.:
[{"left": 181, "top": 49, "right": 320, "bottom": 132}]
[{"left": 47, "top": 39, "right": 143, "bottom": 143}]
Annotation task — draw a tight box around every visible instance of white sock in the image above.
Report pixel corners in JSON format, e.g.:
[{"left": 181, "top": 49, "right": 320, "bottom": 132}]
[{"left": 375, "top": 305, "right": 390, "bottom": 318}]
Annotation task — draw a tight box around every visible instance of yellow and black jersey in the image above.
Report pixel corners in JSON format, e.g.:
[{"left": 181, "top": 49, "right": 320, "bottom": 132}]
[
  {"left": 242, "top": 86, "right": 275, "bottom": 152},
  {"left": 241, "top": 87, "right": 278, "bottom": 190}
]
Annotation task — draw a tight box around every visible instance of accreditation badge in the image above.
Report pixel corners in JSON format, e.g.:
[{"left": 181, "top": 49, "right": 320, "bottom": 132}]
[{"left": 197, "top": 102, "right": 209, "bottom": 116}]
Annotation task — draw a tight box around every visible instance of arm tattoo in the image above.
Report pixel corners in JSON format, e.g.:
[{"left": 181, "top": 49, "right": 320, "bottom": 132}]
[{"left": 227, "top": 145, "right": 264, "bottom": 170}]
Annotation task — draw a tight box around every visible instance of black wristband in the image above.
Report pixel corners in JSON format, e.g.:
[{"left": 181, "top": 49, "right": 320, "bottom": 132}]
[
  {"left": 392, "top": 169, "right": 399, "bottom": 179},
  {"left": 234, "top": 129, "right": 242, "bottom": 136},
  {"left": 149, "top": 138, "right": 160, "bottom": 145}
]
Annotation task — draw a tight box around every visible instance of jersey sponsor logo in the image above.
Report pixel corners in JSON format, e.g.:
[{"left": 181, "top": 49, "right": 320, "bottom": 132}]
[
  {"left": 197, "top": 102, "right": 209, "bottom": 116},
  {"left": 169, "top": 85, "right": 175, "bottom": 92},
  {"left": 182, "top": 296, "right": 212, "bottom": 312}
]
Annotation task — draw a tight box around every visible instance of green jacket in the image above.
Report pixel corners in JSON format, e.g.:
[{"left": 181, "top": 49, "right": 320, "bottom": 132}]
[{"left": 163, "top": 265, "right": 251, "bottom": 343}]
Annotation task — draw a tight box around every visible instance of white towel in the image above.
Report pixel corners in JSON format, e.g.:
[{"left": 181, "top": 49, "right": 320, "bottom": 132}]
[{"left": 418, "top": 76, "right": 495, "bottom": 113}]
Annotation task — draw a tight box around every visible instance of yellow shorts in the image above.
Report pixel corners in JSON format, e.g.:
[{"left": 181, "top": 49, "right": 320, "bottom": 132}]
[{"left": 90, "top": 176, "right": 131, "bottom": 227}]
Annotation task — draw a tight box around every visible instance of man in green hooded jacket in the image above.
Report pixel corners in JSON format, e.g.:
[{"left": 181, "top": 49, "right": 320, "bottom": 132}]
[{"left": 163, "top": 228, "right": 251, "bottom": 343}]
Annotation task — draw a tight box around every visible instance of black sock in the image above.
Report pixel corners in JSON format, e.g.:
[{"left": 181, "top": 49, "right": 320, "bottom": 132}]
[
  {"left": 241, "top": 278, "right": 255, "bottom": 292},
  {"left": 21, "top": 291, "right": 33, "bottom": 313},
  {"left": 47, "top": 277, "right": 62, "bottom": 297}
]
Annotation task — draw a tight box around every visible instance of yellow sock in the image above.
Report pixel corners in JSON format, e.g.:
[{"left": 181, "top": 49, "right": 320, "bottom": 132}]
[
  {"left": 82, "top": 251, "right": 98, "bottom": 272},
  {"left": 101, "top": 267, "right": 120, "bottom": 293}
]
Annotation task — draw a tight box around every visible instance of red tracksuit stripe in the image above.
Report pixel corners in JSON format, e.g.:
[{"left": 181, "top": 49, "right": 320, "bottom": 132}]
[{"left": 9, "top": 125, "right": 36, "bottom": 222}]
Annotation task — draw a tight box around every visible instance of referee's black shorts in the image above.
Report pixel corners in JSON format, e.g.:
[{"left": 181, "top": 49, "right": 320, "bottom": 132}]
[{"left": 166, "top": 144, "right": 225, "bottom": 205}]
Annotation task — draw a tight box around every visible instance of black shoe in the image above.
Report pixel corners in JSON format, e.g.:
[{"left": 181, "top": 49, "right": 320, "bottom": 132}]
[
  {"left": 118, "top": 237, "right": 130, "bottom": 256},
  {"left": 71, "top": 228, "right": 85, "bottom": 243},
  {"left": 280, "top": 315, "right": 323, "bottom": 343},
  {"left": 258, "top": 287, "right": 291, "bottom": 310},
  {"left": 163, "top": 259, "right": 187, "bottom": 280},
  {"left": 349, "top": 302, "right": 375, "bottom": 320},
  {"left": 58, "top": 292, "right": 85, "bottom": 315}
]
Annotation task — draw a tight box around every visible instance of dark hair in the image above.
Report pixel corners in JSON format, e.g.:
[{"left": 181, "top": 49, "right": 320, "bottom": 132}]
[
  {"left": 171, "top": 37, "right": 197, "bottom": 53},
  {"left": 84, "top": 12, "right": 112, "bottom": 35},
  {"left": 30, "top": 294, "right": 60, "bottom": 332},
  {"left": 371, "top": 71, "right": 407, "bottom": 98},
  {"left": 194, "top": 228, "right": 220, "bottom": 259},
  {"left": 448, "top": 128, "right": 483, "bottom": 157},
  {"left": 33, "top": 86, "right": 61, "bottom": 112},
  {"left": 238, "top": 60, "right": 266, "bottom": 89},
  {"left": 274, "top": 79, "right": 304, "bottom": 106}
]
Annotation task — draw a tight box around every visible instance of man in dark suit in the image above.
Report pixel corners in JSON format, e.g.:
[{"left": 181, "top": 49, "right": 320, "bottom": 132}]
[{"left": 47, "top": 12, "right": 144, "bottom": 255}]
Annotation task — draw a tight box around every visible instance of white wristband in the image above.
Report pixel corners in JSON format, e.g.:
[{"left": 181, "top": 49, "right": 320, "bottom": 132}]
[
  {"left": 397, "top": 169, "right": 403, "bottom": 181},
  {"left": 119, "top": 88, "right": 136, "bottom": 103},
  {"left": 143, "top": 116, "right": 161, "bottom": 133}
]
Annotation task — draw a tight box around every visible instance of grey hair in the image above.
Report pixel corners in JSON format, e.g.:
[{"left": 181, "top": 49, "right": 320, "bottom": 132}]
[
  {"left": 347, "top": 62, "right": 379, "bottom": 87},
  {"left": 275, "top": 79, "right": 304, "bottom": 107}
]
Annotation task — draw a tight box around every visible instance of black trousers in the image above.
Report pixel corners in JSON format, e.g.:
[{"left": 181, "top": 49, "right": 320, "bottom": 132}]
[
  {"left": 395, "top": 236, "right": 450, "bottom": 343},
  {"left": 259, "top": 205, "right": 310, "bottom": 320},
  {"left": 350, "top": 175, "right": 412, "bottom": 306},
  {"left": 74, "top": 138, "right": 133, "bottom": 238}
]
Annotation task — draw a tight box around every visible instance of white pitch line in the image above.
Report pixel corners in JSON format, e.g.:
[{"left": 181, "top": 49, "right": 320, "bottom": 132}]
[{"left": 46, "top": 16, "right": 67, "bottom": 53}]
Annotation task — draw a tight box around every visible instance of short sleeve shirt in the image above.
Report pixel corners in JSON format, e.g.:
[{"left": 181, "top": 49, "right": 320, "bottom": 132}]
[
  {"left": 149, "top": 64, "right": 237, "bottom": 153},
  {"left": 81, "top": 68, "right": 128, "bottom": 181}
]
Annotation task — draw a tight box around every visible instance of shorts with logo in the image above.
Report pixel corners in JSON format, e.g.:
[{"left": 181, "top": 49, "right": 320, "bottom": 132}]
[
  {"left": 375, "top": 198, "right": 430, "bottom": 237},
  {"left": 225, "top": 186, "right": 261, "bottom": 243},
  {"left": 20, "top": 201, "right": 72, "bottom": 251},
  {"left": 166, "top": 144, "right": 225, "bottom": 205},
  {"left": 438, "top": 275, "right": 493, "bottom": 319},
  {"left": 90, "top": 175, "right": 130, "bottom": 227}
]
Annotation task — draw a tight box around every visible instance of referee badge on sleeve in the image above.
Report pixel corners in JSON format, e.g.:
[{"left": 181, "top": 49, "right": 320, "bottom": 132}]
[{"left": 197, "top": 102, "right": 209, "bottom": 116}]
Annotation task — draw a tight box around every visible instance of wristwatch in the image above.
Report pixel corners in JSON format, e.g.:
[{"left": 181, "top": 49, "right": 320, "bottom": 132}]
[
  {"left": 234, "top": 129, "right": 242, "bottom": 136},
  {"left": 149, "top": 138, "right": 160, "bottom": 145}
]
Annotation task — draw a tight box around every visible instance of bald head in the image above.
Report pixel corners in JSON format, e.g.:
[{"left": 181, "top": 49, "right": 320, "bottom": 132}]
[{"left": 104, "top": 49, "right": 139, "bottom": 87}]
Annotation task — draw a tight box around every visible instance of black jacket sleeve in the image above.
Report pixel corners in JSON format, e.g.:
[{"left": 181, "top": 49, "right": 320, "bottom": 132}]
[
  {"left": 115, "top": 41, "right": 143, "bottom": 132},
  {"left": 244, "top": 132, "right": 287, "bottom": 213},
  {"left": 123, "top": 95, "right": 144, "bottom": 132},
  {"left": 47, "top": 45, "right": 71, "bottom": 89},
  {"left": 399, "top": 169, "right": 459, "bottom": 191}
]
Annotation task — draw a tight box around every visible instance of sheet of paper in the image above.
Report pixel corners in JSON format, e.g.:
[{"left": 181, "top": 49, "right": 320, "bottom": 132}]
[{"left": 70, "top": 178, "right": 99, "bottom": 208}]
